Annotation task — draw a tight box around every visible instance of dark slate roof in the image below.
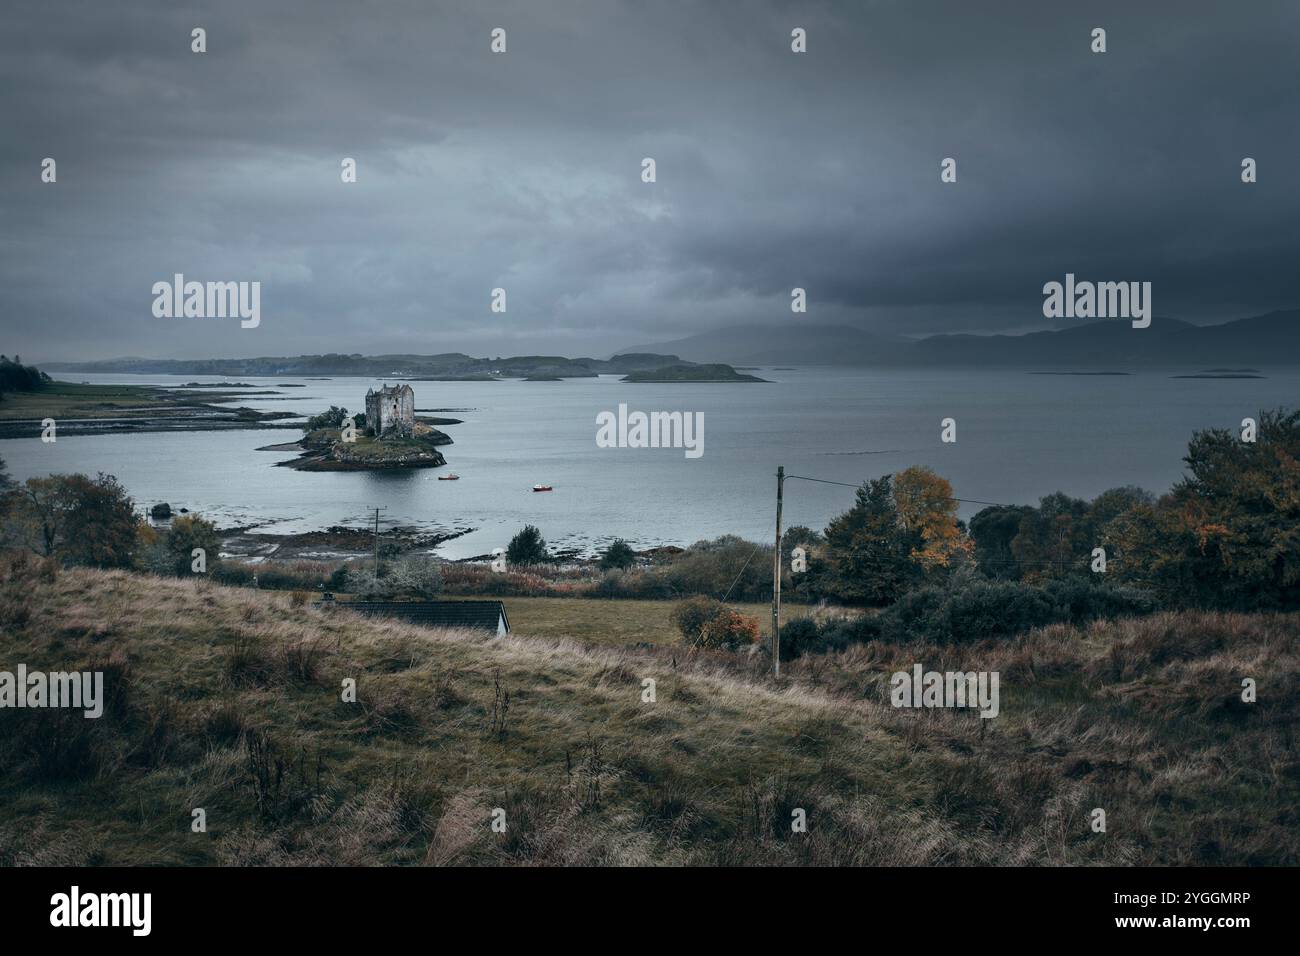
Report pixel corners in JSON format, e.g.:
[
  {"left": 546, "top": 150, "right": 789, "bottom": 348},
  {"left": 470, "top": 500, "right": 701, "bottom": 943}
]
[{"left": 325, "top": 600, "right": 509, "bottom": 633}]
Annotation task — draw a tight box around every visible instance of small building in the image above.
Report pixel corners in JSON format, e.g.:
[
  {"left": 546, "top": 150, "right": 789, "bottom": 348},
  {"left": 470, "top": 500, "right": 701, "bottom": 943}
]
[
  {"left": 364, "top": 384, "right": 415, "bottom": 438},
  {"left": 331, "top": 599, "right": 510, "bottom": 636}
]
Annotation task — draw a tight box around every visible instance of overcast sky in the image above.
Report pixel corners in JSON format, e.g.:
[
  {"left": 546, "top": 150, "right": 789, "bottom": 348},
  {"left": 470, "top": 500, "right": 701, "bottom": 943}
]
[{"left": 4, "top": 0, "right": 1298, "bottom": 362}]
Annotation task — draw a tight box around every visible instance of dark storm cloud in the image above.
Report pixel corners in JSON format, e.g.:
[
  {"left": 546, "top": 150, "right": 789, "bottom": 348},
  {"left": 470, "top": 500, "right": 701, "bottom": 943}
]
[{"left": 3, "top": 0, "right": 1298, "bottom": 362}]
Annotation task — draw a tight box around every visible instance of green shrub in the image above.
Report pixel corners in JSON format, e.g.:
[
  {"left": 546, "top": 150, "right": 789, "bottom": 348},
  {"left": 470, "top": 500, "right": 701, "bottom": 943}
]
[
  {"left": 877, "top": 578, "right": 1155, "bottom": 644},
  {"left": 779, "top": 614, "right": 879, "bottom": 660},
  {"left": 663, "top": 536, "right": 771, "bottom": 602},
  {"left": 671, "top": 596, "right": 725, "bottom": 644},
  {"left": 1043, "top": 578, "right": 1157, "bottom": 621},
  {"left": 778, "top": 617, "right": 819, "bottom": 661}
]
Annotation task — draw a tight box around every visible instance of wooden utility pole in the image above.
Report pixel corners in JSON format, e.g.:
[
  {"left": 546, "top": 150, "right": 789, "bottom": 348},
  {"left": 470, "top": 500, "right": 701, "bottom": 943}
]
[
  {"left": 772, "top": 465, "right": 785, "bottom": 678},
  {"left": 371, "top": 507, "right": 386, "bottom": 582}
]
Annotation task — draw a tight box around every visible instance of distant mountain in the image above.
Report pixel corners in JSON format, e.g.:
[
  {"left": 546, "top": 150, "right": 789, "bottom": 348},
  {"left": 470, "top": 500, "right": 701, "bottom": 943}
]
[
  {"left": 43, "top": 352, "right": 692, "bottom": 379},
  {"left": 624, "top": 311, "right": 1300, "bottom": 366},
  {"left": 42, "top": 311, "right": 1300, "bottom": 374},
  {"left": 616, "top": 324, "right": 906, "bottom": 365}
]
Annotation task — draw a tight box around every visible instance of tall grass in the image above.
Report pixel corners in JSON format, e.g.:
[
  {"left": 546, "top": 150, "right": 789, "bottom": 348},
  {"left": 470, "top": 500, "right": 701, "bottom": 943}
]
[{"left": 0, "top": 552, "right": 1294, "bottom": 866}]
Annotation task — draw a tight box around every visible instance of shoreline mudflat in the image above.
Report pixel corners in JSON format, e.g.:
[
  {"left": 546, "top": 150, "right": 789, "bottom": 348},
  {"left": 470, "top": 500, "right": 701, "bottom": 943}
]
[
  {"left": 218, "top": 524, "right": 474, "bottom": 562},
  {"left": 0, "top": 380, "right": 299, "bottom": 439}
]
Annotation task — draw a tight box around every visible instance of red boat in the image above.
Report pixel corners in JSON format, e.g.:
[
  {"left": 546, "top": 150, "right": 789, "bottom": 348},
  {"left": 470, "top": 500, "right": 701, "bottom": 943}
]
[{"left": 438, "top": 474, "right": 460, "bottom": 481}]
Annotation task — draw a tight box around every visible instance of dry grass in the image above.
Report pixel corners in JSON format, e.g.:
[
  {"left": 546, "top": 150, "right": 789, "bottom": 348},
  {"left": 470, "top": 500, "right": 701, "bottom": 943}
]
[{"left": 0, "top": 552, "right": 1294, "bottom": 866}]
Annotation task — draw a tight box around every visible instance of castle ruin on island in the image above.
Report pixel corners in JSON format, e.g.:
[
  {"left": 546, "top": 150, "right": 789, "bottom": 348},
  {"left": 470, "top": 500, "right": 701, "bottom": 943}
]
[{"left": 365, "top": 384, "right": 415, "bottom": 438}]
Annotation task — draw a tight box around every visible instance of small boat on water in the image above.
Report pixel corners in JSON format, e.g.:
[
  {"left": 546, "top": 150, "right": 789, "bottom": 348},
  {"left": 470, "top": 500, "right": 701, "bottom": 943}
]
[
  {"left": 438, "top": 474, "right": 460, "bottom": 481},
  {"left": 532, "top": 484, "right": 553, "bottom": 492}
]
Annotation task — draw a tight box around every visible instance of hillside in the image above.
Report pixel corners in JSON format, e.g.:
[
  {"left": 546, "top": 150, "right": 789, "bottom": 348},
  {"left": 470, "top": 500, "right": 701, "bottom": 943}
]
[
  {"left": 626, "top": 310, "right": 1300, "bottom": 367},
  {"left": 619, "top": 324, "right": 906, "bottom": 366},
  {"left": 42, "top": 352, "right": 693, "bottom": 379},
  {"left": 1, "top": 557, "right": 1295, "bottom": 865}
]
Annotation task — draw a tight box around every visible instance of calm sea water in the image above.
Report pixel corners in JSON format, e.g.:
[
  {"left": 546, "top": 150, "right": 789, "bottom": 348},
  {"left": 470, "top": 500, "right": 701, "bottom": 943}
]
[{"left": 5, "top": 368, "right": 1296, "bottom": 559}]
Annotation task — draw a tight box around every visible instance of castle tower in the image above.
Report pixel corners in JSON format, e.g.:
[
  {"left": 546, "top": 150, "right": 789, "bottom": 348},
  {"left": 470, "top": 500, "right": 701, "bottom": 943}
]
[{"left": 364, "top": 383, "right": 415, "bottom": 438}]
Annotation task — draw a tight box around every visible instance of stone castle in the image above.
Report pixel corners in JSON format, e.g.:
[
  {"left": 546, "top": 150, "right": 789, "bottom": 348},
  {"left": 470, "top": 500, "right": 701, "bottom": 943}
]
[{"left": 365, "top": 384, "right": 415, "bottom": 438}]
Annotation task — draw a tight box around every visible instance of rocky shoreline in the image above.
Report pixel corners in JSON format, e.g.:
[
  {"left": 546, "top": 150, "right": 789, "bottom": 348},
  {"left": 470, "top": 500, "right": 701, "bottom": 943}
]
[
  {"left": 261, "top": 421, "right": 453, "bottom": 471},
  {"left": 218, "top": 525, "right": 475, "bottom": 562},
  {"left": 273, "top": 442, "right": 447, "bottom": 471}
]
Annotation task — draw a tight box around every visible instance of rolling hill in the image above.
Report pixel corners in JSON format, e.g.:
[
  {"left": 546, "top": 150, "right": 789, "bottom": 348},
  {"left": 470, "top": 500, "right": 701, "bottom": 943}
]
[
  {"left": 624, "top": 310, "right": 1300, "bottom": 366},
  {"left": 1, "top": 556, "right": 1294, "bottom": 865}
]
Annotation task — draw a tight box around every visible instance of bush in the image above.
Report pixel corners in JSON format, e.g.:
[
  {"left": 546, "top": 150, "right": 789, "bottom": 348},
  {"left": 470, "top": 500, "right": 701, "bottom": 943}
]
[
  {"left": 385, "top": 556, "right": 444, "bottom": 598},
  {"left": 709, "top": 609, "right": 761, "bottom": 648},
  {"left": 778, "top": 617, "right": 819, "bottom": 661},
  {"left": 209, "top": 560, "right": 339, "bottom": 592},
  {"left": 5, "top": 473, "right": 139, "bottom": 567},
  {"left": 663, "top": 536, "right": 771, "bottom": 602},
  {"left": 671, "top": 596, "right": 724, "bottom": 644},
  {"left": 671, "top": 597, "right": 760, "bottom": 649},
  {"left": 875, "top": 578, "right": 1156, "bottom": 644},
  {"left": 163, "top": 514, "right": 221, "bottom": 576},
  {"left": 818, "top": 613, "right": 881, "bottom": 647},
  {"left": 1042, "top": 577, "right": 1157, "bottom": 621},
  {"left": 326, "top": 564, "right": 350, "bottom": 593},
  {"left": 344, "top": 565, "right": 395, "bottom": 599},
  {"left": 211, "top": 563, "right": 256, "bottom": 587}
]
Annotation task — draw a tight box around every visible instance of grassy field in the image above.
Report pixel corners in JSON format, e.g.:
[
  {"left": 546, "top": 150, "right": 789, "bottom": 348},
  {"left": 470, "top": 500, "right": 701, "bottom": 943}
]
[
  {"left": 501, "top": 596, "right": 818, "bottom": 647},
  {"left": 0, "top": 381, "right": 163, "bottom": 421},
  {"left": 1, "top": 554, "right": 1295, "bottom": 866}
]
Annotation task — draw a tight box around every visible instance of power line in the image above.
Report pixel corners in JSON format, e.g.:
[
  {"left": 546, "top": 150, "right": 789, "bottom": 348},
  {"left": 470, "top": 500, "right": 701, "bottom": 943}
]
[
  {"left": 784, "top": 473, "right": 1019, "bottom": 508},
  {"left": 719, "top": 541, "right": 764, "bottom": 604}
]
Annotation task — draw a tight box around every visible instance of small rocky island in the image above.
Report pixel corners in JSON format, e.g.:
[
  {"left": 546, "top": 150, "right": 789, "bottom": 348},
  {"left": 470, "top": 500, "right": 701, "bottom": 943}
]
[
  {"left": 265, "top": 384, "right": 452, "bottom": 471},
  {"left": 621, "top": 363, "right": 768, "bottom": 383}
]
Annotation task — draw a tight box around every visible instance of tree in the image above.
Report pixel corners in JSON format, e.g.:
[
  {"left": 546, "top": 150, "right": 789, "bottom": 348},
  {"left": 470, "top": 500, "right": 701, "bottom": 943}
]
[
  {"left": 599, "top": 538, "right": 636, "bottom": 570},
  {"left": 1170, "top": 408, "right": 1300, "bottom": 608},
  {"left": 1102, "top": 500, "right": 1209, "bottom": 605},
  {"left": 1010, "top": 492, "right": 1093, "bottom": 582},
  {"left": 1098, "top": 409, "right": 1300, "bottom": 609},
  {"left": 304, "top": 406, "right": 349, "bottom": 432},
  {"left": 969, "top": 505, "right": 1033, "bottom": 579},
  {"left": 892, "top": 466, "right": 973, "bottom": 572},
  {"left": 61, "top": 473, "right": 140, "bottom": 568},
  {"left": 821, "top": 475, "right": 923, "bottom": 605},
  {"left": 3, "top": 473, "right": 138, "bottom": 567},
  {"left": 506, "top": 525, "right": 549, "bottom": 565},
  {"left": 0, "top": 454, "right": 12, "bottom": 492},
  {"left": 0, "top": 356, "right": 49, "bottom": 394},
  {"left": 4, "top": 475, "right": 71, "bottom": 556},
  {"left": 1089, "top": 486, "right": 1155, "bottom": 527},
  {"left": 780, "top": 525, "right": 821, "bottom": 564},
  {"left": 164, "top": 514, "right": 222, "bottom": 575}
]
